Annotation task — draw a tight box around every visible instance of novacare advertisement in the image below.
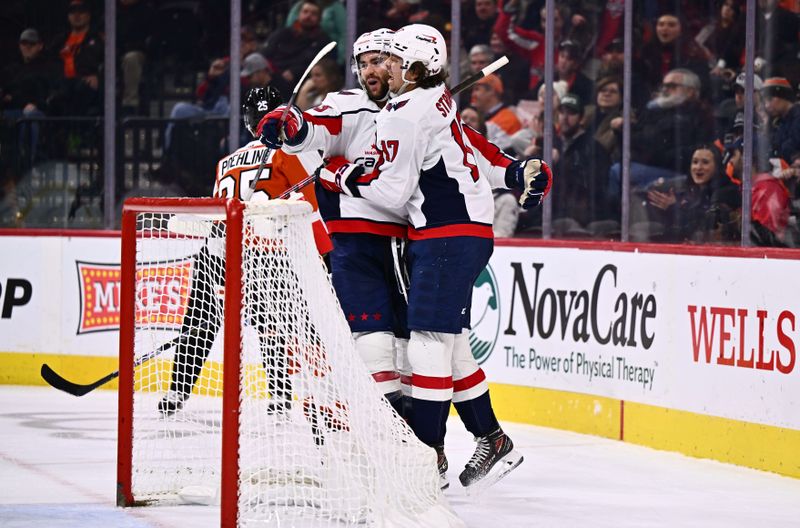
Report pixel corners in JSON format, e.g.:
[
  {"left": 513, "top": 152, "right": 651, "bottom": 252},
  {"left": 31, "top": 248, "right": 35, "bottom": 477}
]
[{"left": 470, "top": 246, "right": 800, "bottom": 430}]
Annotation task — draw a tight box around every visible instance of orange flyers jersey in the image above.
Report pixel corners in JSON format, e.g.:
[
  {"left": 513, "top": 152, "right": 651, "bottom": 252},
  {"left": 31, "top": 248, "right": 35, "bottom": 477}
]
[{"left": 213, "top": 140, "right": 332, "bottom": 255}]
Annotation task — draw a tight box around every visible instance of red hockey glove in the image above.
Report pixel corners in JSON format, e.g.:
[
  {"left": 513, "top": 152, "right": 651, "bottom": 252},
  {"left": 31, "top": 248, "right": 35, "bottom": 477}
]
[
  {"left": 256, "top": 105, "right": 308, "bottom": 149},
  {"left": 317, "top": 156, "right": 364, "bottom": 197}
]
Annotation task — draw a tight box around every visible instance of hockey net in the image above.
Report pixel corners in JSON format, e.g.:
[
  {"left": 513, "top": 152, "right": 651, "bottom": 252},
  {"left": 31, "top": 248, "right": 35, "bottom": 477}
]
[{"left": 117, "top": 197, "right": 459, "bottom": 527}]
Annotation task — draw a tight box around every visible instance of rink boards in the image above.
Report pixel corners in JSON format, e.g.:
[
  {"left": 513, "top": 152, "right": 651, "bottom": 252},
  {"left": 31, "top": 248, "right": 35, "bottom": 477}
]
[{"left": 0, "top": 230, "right": 798, "bottom": 479}]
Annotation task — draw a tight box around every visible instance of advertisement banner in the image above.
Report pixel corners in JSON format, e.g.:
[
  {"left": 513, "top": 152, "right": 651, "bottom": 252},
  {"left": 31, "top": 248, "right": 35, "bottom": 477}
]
[{"left": 471, "top": 246, "right": 800, "bottom": 430}]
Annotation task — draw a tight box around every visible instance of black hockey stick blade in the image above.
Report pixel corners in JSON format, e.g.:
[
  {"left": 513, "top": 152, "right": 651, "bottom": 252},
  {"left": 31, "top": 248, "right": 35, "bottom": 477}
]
[
  {"left": 39, "top": 333, "right": 187, "bottom": 397},
  {"left": 40, "top": 363, "right": 120, "bottom": 397}
]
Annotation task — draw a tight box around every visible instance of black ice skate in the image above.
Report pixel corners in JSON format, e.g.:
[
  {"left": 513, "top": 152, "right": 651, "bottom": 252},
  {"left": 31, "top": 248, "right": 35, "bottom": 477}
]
[
  {"left": 458, "top": 428, "right": 523, "bottom": 491},
  {"left": 265, "top": 397, "right": 291, "bottom": 416},
  {"left": 158, "top": 389, "right": 189, "bottom": 416},
  {"left": 434, "top": 444, "right": 449, "bottom": 490}
]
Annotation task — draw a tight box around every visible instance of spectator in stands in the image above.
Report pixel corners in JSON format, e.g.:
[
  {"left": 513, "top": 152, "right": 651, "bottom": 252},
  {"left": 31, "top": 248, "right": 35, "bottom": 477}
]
[
  {"left": 551, "top": 93, "right": 612, "bottom": 232},
  {"left": 596, "top": 37, "right": 648, "bottom": 110},
  {"left": 584, "top": 76, "right": 623, "bottom": 163},
  {"left": 468, "top": 44, "right": 493, "bottom": 74},
  {"left": 508, "top": 80, "right": 566, "bottom": 158},
  {"left": 494, "top": 0, "right": 566, "bottom": 93},
  {"left": 536, "top": 79, "right": 568, "bottom": 113},
  {"left": 492, "top": 186, "right": 520, "bottom": 237},
  {"left": 49, "top": 0, "right": 104, "bottom": 116},
  {"left": 296, "top": 57, "right": 343, "bottom": 110},
  {"left": 464, "top": 0, "right": 499, "bottom": 51},
  {"left": 118, "top": 0, "right": 154, "bottom": 115},
  {"left": 597, "top": 36, "right": 624, "bottom": 79},
  {"left": 164, "top": 57, "right": 230, "bottom": 152},
  {"left": 639, "top": 12, "right": 709, "bottom": 99},
  {"left": 240, "top": 25, "right": 261, "bottom": 60},
  {"left": 698, "top": 0, "right": 746, "bottom": 77},
  {"left": 242, "top": 52, "right": 290, "bottom": 101},
  {"left": 534, "top": 39, "right": 593, "bottom": 106},
  {"left": 715, "top": 72, "right": 766, "bottom": 138},
  {"left": 609, "top": 68, "right": 713, "bottom": 201},
  {"left": 285, "top": 0, "right": 346, "bottom": 64},
  {"left": 776, "top": 151, "right": 800, "bottom": 184},
  {"left": 261, "top": 0, "right": 331, "bottom": 84},
  {"left": 755, "top": 0, "right": 800, "bottom": 84},
  {"left": 762, "top": 77, "right": 800, "bottom": 163},
  {"left": 461, "top": 105, "right": 486, "bottom": 134},
  {"left": 242, "top": 53, "right": 272, "bottom": 92},
  {"left": 1, "top": 29, "right": 57, "bottom": 117},
  {"left": 470, "top": 74, "right": 521, "bottom": 152},
  {"left": 645, "top": 143, "right": 741, "bottom": 244},
  {"left": 488, "top": 31, "right": 529, "bottom": 105},
  {"left": 0, "top": 28, "right": 59, "bottom": 167},
  {"left": 750, "top": 153, "right": 794, "bottom": 246},
  {"left": 509, "top": 101, "right": 563, "bottom": 164}
]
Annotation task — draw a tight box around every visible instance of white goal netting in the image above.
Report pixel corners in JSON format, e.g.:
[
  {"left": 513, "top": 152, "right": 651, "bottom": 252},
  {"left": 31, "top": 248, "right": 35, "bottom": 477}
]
[{"left": 123, "top": 199, "right": 459, "bottom": 527}]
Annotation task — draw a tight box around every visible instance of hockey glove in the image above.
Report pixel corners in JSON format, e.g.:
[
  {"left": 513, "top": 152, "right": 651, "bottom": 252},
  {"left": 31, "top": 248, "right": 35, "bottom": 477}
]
[
  {"left": 317, "top": 156, "right": 364, "bottom": 197},
  {"left": 256, "top": 105, "right": 308, "bottom": 149},
  {"left": 505, "top": 158, "right": 552, "bottom": 209}
]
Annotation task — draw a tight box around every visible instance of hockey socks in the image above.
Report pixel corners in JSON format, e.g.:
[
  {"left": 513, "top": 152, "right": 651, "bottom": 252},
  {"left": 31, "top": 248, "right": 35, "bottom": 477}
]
[{"left": 453, "top": 391, "right": 500, "bottom": 438}]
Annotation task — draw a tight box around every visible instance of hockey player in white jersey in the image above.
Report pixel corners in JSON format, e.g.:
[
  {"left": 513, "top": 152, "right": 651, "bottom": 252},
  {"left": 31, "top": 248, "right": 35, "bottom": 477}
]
[
  {"left": 258, "top": 28, "right": 410, "bottom": 417},
  {"left": 258, "top": 26, "right": 551, "bottom": 490},
  {"left": 345, "top": 23, "right": 525, "bottom": 491}
]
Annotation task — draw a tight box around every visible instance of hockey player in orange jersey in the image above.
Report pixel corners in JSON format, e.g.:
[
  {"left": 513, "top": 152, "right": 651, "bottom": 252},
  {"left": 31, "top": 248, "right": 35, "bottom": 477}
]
[{"left": 159, "top": 86, "right": 331, "bottom": 415}]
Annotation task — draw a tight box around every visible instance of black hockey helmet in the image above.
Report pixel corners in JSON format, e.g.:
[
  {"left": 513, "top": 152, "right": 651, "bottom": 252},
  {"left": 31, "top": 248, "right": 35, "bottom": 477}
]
[{"left": 243, "top": 85, "right": 282, "bottom": 137}]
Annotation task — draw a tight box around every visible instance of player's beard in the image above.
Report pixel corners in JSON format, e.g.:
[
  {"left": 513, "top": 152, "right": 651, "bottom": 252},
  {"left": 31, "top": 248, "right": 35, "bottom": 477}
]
[{"left": 364, "top": 74, "right": 389, "bottom": 102}]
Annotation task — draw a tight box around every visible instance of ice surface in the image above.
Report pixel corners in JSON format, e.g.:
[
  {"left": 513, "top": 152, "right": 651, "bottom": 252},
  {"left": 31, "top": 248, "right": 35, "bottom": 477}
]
[{"left": 1, "top": 386, "right": 798, "bottom": 527}]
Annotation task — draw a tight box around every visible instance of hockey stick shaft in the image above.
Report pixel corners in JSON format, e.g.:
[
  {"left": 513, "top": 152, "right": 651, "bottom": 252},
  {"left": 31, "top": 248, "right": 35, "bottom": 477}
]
[
  {"left": 242, "top": 42, "right": 338, "bottom": 201},
  {"left": 40, "top": 333, "right": 186, "bottom": 397},
  {"left": 450, "top": 55, "right": 509, "bottom": 95},
  {"left": 275, "top": 55, "right": 511, "bottom": 200}
]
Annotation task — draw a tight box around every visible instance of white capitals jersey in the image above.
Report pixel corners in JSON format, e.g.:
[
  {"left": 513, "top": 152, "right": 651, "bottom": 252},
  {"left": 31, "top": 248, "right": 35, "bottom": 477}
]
[
  {"left": 353, "top": 84, "right": 495, "bottom": 240},
  {"left": 285, "top": 89, "right": 408, "bottom": 238}
]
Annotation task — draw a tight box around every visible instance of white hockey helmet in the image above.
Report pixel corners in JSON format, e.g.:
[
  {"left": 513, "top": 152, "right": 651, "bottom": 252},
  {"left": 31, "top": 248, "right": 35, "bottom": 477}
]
[
  {"left": 350, "top": 28, "right": 395, "bottom": 77},
  {"left": 387, "top": 24, "right": 448, "bottom": 78}
]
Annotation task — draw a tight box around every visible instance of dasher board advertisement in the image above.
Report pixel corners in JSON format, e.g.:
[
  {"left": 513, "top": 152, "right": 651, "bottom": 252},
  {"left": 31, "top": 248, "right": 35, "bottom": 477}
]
[{"left": 470, "top": 246, "right": 799, "bottom": 430}]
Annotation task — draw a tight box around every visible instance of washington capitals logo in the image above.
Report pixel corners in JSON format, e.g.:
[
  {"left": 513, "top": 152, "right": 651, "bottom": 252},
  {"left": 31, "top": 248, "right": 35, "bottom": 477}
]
[{"left": 385, "top": 100, "right": 409, "bottom": 112}]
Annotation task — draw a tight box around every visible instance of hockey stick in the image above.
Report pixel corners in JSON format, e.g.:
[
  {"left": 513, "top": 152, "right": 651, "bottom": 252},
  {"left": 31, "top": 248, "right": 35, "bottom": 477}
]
[
  {"left": 274, "top": 55, "right": 511, "bottom": 200},
  {"left": 241, "top": 41, "right": 338, "bottom": 201},
  {"left": 449, "top": 55, "right": 509, "bottom": 95},
  {"left": 40, "top": 332, "right": 189, "bottom": 397}
]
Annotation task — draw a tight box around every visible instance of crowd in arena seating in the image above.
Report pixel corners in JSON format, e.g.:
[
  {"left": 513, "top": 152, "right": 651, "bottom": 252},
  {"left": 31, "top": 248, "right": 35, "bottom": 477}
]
[{"left": 1, "top": 0, "right": 799, "bottom": 246}]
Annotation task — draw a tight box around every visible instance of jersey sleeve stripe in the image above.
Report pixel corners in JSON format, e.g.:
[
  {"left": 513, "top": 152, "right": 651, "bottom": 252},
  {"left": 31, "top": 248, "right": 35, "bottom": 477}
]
[
  {"left": 463, "top": 124, "right": 514, "bottom": 168},
  {"left": 305, "top": 114, "right": 343, "bottom": 135}
]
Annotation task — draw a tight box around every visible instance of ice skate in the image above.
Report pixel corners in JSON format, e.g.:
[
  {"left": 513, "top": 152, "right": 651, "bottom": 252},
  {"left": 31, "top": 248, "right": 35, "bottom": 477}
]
[
  {"left": 434, "top": 444, "right": 449, "bottom": 490},
  {"left": 157, "top": 389, "right": 189, "bottom": 416},
  {"left": 265, "top": 396, "right": 292, "bottom": 416},
  {"left": 459, "top": 428, "right": 523, "bottom": 492}
]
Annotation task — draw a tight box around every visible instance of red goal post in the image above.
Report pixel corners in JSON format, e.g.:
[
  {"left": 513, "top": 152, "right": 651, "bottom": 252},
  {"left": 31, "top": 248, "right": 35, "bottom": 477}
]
[{"left": 117, "top": 197, "right": 244, "bottom": 521}]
